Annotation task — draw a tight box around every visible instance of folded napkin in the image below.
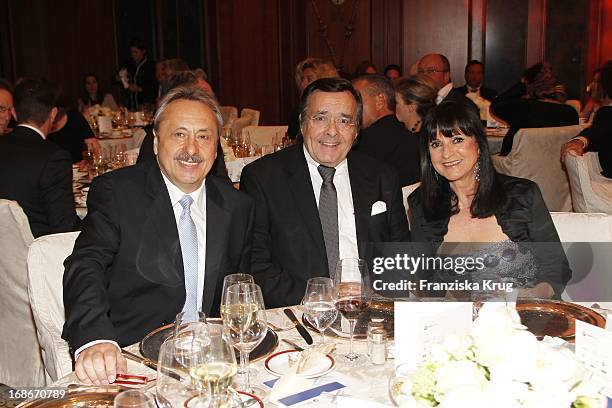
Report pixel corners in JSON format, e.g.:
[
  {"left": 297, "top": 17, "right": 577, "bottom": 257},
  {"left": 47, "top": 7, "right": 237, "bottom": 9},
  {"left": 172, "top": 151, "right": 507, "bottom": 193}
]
[{"left": 269, "top": 344, "right": 335, "bottom": 402}]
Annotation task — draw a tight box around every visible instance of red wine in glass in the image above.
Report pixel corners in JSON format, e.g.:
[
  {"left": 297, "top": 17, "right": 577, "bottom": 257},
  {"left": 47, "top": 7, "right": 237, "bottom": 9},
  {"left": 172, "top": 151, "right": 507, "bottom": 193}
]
[{"left": 335, "top": 298, "right": 370, "bottom": 320}]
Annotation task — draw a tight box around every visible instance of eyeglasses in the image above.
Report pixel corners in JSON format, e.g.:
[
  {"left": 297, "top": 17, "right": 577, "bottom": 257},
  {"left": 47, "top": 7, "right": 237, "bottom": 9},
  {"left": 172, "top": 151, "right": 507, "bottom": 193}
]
[
  {"left": 417, "top": 67, "right": 449, "bottom": 75},
  {"left": 307, "top": 113, "right": 356, "bottom": 132},
  {"left": 0, "top": 105, "right": 11, "bottom": 114}
]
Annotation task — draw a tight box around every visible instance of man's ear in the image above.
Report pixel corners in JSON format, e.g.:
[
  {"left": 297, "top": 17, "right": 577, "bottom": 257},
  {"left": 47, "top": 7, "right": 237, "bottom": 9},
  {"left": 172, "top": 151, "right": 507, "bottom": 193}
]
[
  {"left": 49, "top": 107, "right": 58, "bottom": 124},
  {"left": 376, "top": 93, "right": 386, "bottom": 111},
  {"left": 153, "top": 129, "right": 159, "bottom": 155}
]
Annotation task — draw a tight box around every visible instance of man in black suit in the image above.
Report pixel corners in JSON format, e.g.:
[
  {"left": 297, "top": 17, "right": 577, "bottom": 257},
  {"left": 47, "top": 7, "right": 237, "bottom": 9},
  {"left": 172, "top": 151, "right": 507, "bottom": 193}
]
[
  {"left": 0, "top": 78, "right": 80, "bottom": 237},
  {"left": 62, "top": 85, "right": 254, "bottom": 385},
  {"left": 241, "top": 78, "right": 410, "bottom": 307},
  {"left": 417, "top": 53, "right": 478, "bottom": 114},
  {"left": 352, "top": 74, "right": 420, "bottom": 186},
  {"left": 562, "top": 64, "right": 612, "bottom": 178},
  {"left": 455, "top": 60, "right": 498, "bottom": 102}
]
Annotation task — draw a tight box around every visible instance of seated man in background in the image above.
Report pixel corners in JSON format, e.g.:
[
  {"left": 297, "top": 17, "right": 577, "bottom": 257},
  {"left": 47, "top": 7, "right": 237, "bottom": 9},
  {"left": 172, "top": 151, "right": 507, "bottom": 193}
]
[
  {"left": 62, "top": 85, "right": 254, "bottom": 385},
  {"left": 352, "top": 74, "right": 420, "bottom": 186},
  {"left": 455, "top": 60, "right": 498, "bottom": 102},
  {"left": 0, "top": 78, "right": 81, "bottom": 237},
  {"left": 0, "top": 79, "right": 14, "bottom": 135},
  {"left": 241, "top": 78, "right": 410, "bottom": 307},
  {"left": 562, "top": 63, "right": 612, "bottom": 178}
]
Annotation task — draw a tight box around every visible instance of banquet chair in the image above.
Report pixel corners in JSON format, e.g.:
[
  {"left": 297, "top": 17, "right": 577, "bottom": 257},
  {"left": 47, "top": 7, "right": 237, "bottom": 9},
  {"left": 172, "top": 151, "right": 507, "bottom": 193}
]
[
  {"left": 240, "top": 108, "right": 260, "bottom": 126},
  {"left": 551, "top": 212, "right": 612, "bottom": 308},
  {"left": 27, "top": 231, "right": 80, "bottom": 382},
  {"left": 0, "top": 200, "right": 46, "bottom": 387},
  {"left": 491, "top": 125, "right": 581, "bottom": 211},
  {"left": 243, "top": 125, "right": 288, "bottom": 147},
  {"left": 220, "top": 106, "right": 238, "bottom": 128},
  {"left": 401, "top": 182, "right": 421, "bottom": 218},
  {"left": 131, "top": 128, "right": 147, "bottom": 149},
  {"left": 564, "top": 152, "right": 612, "bottom": 214}
]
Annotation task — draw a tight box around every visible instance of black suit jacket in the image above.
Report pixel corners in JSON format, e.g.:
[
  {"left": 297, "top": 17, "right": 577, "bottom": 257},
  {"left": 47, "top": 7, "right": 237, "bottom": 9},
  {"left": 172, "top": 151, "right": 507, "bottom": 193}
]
[
  {"left": 0, "top": 126, "right": 81, "bottom": 237},
  {"left": 240, "top": 144, "right": 410, "bottom": 307},
  {"left": 408, "top": 174, "right": 571, "bottom": 297},
  {"left": 353, "top": 114, "right": 420, "bottom": 187},
  {"left": 581, "top": 106, "right": 612, "bottom": 178},
  {"left": 137, "top": 125, "right": 230, "bottom": 182},
  {"left": 455, "top": 85, "right": 499, "bottom": 102},
  {"left": 62, "top": 160, "right": 254, "bottom": 350},
  {"left": 490, "top": 82, "right": 579, "bottom": 155}
]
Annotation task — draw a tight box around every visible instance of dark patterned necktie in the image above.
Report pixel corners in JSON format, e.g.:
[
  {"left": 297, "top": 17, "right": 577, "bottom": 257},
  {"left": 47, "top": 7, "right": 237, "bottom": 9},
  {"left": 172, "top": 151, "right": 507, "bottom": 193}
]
[{"left": 317, "top": 165, "right": 339, "bottom": 278}]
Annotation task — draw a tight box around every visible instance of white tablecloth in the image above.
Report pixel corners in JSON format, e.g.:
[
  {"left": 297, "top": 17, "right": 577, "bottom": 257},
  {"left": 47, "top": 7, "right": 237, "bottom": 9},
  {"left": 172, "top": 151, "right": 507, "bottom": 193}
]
[{"left": 48, "top": 306, "right": 396, "bottom": 407}]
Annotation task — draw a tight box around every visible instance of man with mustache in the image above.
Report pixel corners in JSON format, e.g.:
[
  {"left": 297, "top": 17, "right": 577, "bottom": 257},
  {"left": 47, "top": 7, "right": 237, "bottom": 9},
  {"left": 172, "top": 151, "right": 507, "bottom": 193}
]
[
  {"left": 63, "top": 85, "right": 254, "bottom": 385},
  {"left": 241, "top": 78, "right": 410, "bottom": 307}
]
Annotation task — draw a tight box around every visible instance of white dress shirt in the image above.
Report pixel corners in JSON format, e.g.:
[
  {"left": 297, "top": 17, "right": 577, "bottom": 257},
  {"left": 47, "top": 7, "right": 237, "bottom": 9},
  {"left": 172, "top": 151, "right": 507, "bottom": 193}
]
[
  {"left": 303, "top": 146, "right": 359, "bottom": 261},
  {"left": 436, "top": 82, "right": 454, "bottom": 105},
  {"left": 75, "top": 172, "right": 208, "bottom": 358},
  {"left": 18, "top": 124, "right": 46, "bottom": 140}
]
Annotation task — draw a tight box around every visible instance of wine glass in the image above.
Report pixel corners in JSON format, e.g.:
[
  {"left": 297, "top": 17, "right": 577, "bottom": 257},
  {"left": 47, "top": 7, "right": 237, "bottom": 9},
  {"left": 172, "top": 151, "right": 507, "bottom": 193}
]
[
  {"left": 303, "top": 277, "right": 337, "bottom": 344},
  {"left": 334, "top": 258, "right": 371, "bottom": 362},
  {"left": 156, "top": 338, "right": 198, "bottom": 408},
  {"left": 187, "top": 322, "right": 238, "bottom": 408},
  {"left": 113, "top": 390, "right": 156, "bottom": 408},
  {"left": 223, "top": 283, "right": 268, "bottom": 396},
  {"left": 173, "top": 311, "right": 208, "bottom": 338},
  {"left": 220, "top": 274, "right": 255, "bottom": 322}
]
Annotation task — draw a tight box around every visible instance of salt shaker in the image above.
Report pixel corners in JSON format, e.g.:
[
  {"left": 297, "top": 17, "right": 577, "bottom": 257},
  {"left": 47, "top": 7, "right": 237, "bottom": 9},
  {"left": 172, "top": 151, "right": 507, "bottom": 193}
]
[
  {"left": 369, "top": 329, "right": 387, "bottom": 365},
  {"left": 367, "top": 319, "right": 385, "bottom": 357}
]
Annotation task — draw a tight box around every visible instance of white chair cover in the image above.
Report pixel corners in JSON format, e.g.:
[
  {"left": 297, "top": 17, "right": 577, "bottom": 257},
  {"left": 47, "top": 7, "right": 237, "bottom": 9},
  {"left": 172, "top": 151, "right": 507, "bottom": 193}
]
[
  {"left": 132, "top": 128, "right": 147, "bottom": 149},
  {"left": 220, "top": 106, "right": 238, "bottom": 128},
  {"left": 0, "top": 200, "right": 45, "bottom": 387},
  {"left": 491, "top": 125, "right": 581, "bottom": 211},
  {"left": 240, "top": 108, "right": 260, "bottom": 126},
  {"left": 27, "top": 232, "right": 79, "bottom": 382},
  {"left": 401, "top": 182, "right": 421, "bottom": 215},
  {"left": 551, "top": 212, "right": 612, "bottom": 307},
  {"left": 564, "top": 152, "right": 612, "bottom": 214},
  {"left": 243, "top": 125, "right": 288, "bottom": 147}
]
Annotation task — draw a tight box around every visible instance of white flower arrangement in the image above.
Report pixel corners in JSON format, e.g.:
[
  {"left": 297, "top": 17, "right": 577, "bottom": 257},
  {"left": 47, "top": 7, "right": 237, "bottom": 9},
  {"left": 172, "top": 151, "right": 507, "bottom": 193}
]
[{"left": 392, "top": 303, "right": 606, "bottom": 408}]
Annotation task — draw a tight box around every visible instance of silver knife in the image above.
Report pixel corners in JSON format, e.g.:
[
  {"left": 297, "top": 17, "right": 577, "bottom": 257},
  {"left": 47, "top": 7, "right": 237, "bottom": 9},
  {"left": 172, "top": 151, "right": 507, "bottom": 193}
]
[{"left": 283, "top": 308, "right": 313, "bottom": 345}]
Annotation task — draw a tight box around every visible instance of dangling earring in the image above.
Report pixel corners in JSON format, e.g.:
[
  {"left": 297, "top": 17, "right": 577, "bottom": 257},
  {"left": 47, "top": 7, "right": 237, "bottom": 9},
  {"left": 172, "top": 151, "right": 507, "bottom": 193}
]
[
  {"left": 474, "top": 160, "right": 481, "bottom": 182},
  {"left": 410, "top": 120, "right": 421, "bottom": 132}
]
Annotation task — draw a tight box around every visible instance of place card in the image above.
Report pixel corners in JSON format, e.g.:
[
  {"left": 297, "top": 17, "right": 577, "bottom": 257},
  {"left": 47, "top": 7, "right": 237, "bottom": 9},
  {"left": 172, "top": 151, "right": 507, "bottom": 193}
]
[
  {"left": 97, "top": 115, "right": 112, "bottom": 134},
  {"left": 394, "top": 301, "right": 472, "bottom": 368},
  {"left": 575, "top": 320, "right": 612, "bottom": 398}
]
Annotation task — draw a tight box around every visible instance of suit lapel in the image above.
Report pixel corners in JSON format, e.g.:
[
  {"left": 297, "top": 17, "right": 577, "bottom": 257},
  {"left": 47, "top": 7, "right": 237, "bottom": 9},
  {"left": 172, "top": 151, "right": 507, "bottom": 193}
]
[
  {"left": 285, "top": 146, "right": 326, "bottom": 256},
  {"left": 202, "top": 177, "right": 230, "bottom": 316},
  {"left": 347, "top": 153, "right": 376, "bottom": 257},
  {"left": 144, "top": 162, "right": 184, "bottom": 278}
]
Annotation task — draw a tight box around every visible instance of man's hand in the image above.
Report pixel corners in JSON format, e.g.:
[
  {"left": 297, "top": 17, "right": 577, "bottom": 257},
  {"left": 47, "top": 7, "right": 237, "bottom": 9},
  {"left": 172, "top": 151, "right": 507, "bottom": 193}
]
[
  {"left": 561, "top": 138, "right": 586, "bottom": 164},
  {"left": 75, "top": 343, "right": 127, "bottom": 385}
]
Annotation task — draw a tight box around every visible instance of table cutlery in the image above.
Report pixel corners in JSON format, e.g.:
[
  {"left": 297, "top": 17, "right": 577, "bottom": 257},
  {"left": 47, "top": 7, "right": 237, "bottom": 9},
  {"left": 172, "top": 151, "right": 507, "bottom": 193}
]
[
  {"left": 281, "top": 338, "right": 305, "bottom": 351},
  {"left": 283, "top": 308, "right": 313, "bottom": 345}
]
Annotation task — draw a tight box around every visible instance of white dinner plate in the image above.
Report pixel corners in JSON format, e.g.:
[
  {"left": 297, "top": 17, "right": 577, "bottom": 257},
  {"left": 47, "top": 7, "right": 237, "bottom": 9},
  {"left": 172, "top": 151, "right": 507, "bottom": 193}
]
[{"left": 264, "top": 349, "right": 335, "bottom": 378}]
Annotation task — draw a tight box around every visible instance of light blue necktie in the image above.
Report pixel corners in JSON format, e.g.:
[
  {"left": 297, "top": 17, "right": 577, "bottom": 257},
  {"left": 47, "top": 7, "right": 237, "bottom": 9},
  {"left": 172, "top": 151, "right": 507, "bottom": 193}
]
[{"left": 178, "top": 195, "right": 198, "bottom": 321}]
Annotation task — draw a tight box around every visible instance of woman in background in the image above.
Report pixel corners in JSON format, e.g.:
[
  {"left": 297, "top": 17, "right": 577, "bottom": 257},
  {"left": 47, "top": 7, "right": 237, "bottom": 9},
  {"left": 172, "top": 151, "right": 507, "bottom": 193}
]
[
  {"left": 394, "top": 74, "right": 437, "bottom": 134},
  {"left": 77, "top": 73, "right": 118, "bottom": 114},
  {"left": 408, "top": 101, "right": 571, "bottom": 299}
]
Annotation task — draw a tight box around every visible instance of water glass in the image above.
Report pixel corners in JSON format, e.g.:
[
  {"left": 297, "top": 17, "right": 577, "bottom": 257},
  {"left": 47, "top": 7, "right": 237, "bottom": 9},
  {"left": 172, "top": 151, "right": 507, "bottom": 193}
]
[
  {"left": 303, "top": 277, "right": 337, "bottom": 344},
  {"left": 113, "top": 390, "right": 156, "bottom": 408}
]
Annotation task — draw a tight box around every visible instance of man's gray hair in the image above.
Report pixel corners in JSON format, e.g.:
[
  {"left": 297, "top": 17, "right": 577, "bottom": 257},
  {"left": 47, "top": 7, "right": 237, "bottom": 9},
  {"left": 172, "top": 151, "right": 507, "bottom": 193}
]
[
  {"left": 352, "top": 74, "right": 396, "bottom": 111},
  {"left": 154, "top": 85, "right": 223, "bottom": 136}
]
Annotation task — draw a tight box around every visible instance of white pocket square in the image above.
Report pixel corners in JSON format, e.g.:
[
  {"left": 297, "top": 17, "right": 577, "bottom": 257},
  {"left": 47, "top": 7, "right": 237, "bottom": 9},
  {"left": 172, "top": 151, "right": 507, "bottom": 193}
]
[{"left": 370, "top": 201, "right": 387, "bottom": 216}]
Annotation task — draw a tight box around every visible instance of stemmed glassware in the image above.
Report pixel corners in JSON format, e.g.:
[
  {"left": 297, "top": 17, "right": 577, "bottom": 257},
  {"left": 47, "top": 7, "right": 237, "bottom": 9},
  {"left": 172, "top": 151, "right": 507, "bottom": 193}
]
[
  {"left": 113, "top": 390, "right": 156, "bottom": 408},
  {"left": 186, "top": 322, "right": 238, "bottom": 408},
  {"left": 156, "top": 338, "right": 199, "bottom": 408},
  {"left": 220, "top": 274, "right": 255, "bottom": 323},
  {"left": 333, "top": 258, "right": 371, "bottom": 362},
  {"left": 223, "top": 283, "right": 268, "bottom": 396},
  {"left": 302, "top": 277, "right": 337, "bottom": 344}
]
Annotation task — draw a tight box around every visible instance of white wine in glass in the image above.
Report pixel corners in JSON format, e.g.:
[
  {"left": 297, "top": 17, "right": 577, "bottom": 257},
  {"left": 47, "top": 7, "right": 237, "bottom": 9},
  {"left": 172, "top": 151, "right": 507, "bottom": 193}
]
[{"left": 223, "top": 283, "right": 268, "bottom": 397}]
